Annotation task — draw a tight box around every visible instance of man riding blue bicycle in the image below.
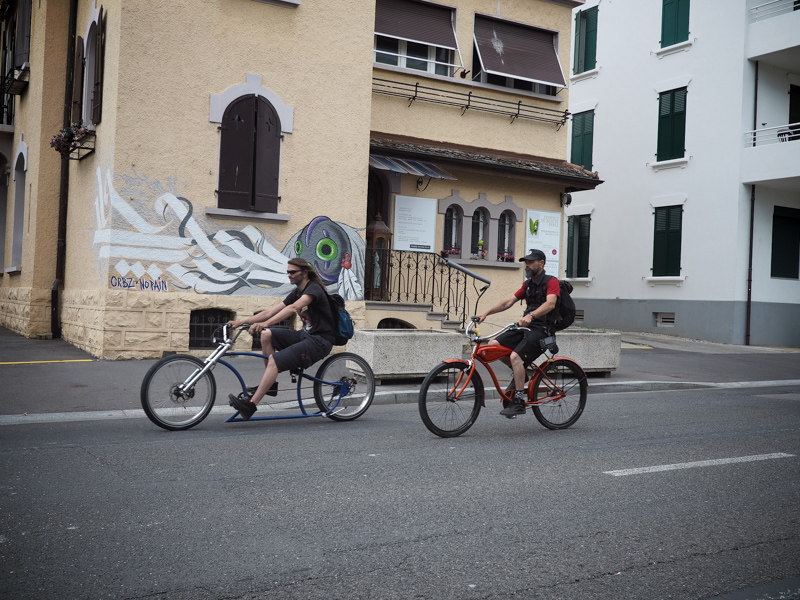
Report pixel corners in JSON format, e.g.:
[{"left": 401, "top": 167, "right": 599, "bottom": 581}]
[
  {"left": 475, "top": 248, "right": 560, "bottom": 417},
  {"left": 227, "top": 257, "right": 336, "bottom": 420}
]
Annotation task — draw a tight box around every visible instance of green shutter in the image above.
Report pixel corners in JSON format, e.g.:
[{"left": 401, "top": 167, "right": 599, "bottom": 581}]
[
  {"left": 653, "top": 206, "right": 682, "bottom": 276},
  {"left": 582, "top": 110, "right": 594, "bottom": 171},
  {"left": 676, "top": 0, "right": 690, "bottom": 44},
  {"left": 584, "top": 7, "right": 598, "bottom": 71},
  {"left": 571, "top": 112, "right": 584, "bottom": 166},
  {"left": 573, "top": 10, "right": 582, "bottom": 74},
  {"left": 577, "top": 215, "right": 591, "bottom": 278},
  {"left": 657, "top": 88, "right": 687, "bottom": 161},
  {"left": 566, "top": 216, "right": 575, "bottom": 278},
  {"left": 666, "top": 207, "right": 682, "bottom": 276},
  {"left": 661, "top": 0, "right": 677, "bottom": 47}
]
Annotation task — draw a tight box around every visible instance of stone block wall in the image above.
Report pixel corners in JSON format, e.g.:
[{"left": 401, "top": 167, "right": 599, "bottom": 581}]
[
  {"left": 0, "top": 286, "right": 52, "bottom": 337},
  {"left": 59, "top": 289, "right": 367, "bottom": 360}
]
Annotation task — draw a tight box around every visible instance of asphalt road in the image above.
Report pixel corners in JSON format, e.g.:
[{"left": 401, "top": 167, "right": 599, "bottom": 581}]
[{"left": 1, "top": 385, "right": 799, "bottom": 599}]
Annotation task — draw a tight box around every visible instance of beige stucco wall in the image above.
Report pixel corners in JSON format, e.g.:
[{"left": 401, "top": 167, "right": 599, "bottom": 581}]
[{"left": 0, "top": 0, "right": 69, "bottom": 336}]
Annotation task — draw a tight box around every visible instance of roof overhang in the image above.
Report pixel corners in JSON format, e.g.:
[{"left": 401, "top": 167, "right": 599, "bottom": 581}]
[{"left": 370, "top": 133, "right": 603, "bottom": 191}]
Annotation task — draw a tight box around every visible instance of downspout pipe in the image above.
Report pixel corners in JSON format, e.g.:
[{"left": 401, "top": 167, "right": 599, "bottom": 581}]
[
  {"left": 52, "top": 0, "right": 79, "bottom": 338},
  {"left": 746, "top": 61, "right": 758, "bottom": 346}
]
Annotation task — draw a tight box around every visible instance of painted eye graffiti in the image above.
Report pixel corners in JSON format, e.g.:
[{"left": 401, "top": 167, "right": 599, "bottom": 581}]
[
  {"left": 316, "top": 238, "right": 338, "bottom": 261},
  {"left": 294, "top": 240, "right": 303, "bottom": 254}
]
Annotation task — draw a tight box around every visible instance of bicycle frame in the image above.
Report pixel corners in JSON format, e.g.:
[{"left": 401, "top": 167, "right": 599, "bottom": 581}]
[
  {"left": 445, "top": 322, "right": 569, "bottom": 407},
  {"left": 179, "top": 325, "right": 350, "bottom": 422}
]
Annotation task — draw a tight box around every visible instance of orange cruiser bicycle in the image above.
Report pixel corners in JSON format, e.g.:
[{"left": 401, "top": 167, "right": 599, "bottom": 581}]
[{"left": 418, "top": 318, "right": 588, "bottom": 438}]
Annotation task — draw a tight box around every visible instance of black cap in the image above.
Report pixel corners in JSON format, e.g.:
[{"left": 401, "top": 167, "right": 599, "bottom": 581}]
[{"left": 519, "top": 249, "right": 546, "bottom": 262}]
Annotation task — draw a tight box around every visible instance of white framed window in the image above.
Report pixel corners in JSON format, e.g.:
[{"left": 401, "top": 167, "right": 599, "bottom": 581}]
[
  {"left": 375, "top": 35, "right": 454, "bottom": 76},
  {"left": 497, "top": 211, "right": 515, "bottom": 261},
  {"left": 471, "top": 209, "right": 488, "bottom": 257}
]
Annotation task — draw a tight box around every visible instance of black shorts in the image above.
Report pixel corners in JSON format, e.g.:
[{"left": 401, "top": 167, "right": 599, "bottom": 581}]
[
  {"left": 269, "top": 328, "right": 333, "bottom": 372},
  {"left": 495, "top": 324, "right": 550, "bottom": 367}
]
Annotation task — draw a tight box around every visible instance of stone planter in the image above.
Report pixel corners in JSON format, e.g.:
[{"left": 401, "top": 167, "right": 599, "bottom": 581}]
[
  {"left": 555, "top": 330, "right": 621, "bottom": 374},
  {"left": 347, "top": 329, "right": 464, "bottom": 380}
]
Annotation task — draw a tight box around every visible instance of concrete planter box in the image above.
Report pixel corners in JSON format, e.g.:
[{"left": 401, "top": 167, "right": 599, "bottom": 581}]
[
  {"left": 348, "top": 329, "right": 464, "bottom": 380},
  {"left": 556, "top": 331, "right": 621, "bottom": 374}
]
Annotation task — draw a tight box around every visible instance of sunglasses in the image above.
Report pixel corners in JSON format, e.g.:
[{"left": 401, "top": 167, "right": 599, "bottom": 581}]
[{"left": 287, "top": 269, "right": 302, "bottom": 275}]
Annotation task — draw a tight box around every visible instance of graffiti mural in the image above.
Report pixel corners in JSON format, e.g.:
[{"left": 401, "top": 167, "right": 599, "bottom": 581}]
[{"left": 92, "top": 168, "right": 365, "bottom": 300}]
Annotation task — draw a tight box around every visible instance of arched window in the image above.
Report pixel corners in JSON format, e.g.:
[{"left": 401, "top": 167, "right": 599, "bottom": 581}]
[
  {"left": 217, "top": 95, "right": 282, "bottom": 213},
  {"left": 471, "top": 209, "right": 488, "bottom": 257},
  {"left": 497, "top": 210, "right": 515, "bottom": 261},
  {"left": 443, "top": 205, "right": 461, "bottom": 256},
  {"left": 82, "top": 6, "right": 106, "bottom": 129}
]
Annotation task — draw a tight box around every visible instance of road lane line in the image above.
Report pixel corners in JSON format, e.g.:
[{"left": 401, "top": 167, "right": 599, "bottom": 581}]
[
  {"left": 604, "top": 453, "right": 795, "bottom": 476},
  {"left": 0, "top": 359, "right": 94, "bottom": 365}
]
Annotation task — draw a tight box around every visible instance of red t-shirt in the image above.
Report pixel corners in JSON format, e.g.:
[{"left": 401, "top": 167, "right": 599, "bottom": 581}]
[{"left": 514, "top": 277, "right": 560, "bottom": 301}]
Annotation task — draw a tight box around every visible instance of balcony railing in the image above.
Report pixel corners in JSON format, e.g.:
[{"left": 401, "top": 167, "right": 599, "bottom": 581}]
[
  {"left": 372, "top": 78, "right": 569, "bottom": 127},
  {"left": 364, "top": 248, "right": 491, "bottom": 329},
  {"left": 744, "top": 122, "right": 800, "bottom": 146},
  {"left": 750, "top": 0, "right": 800, "bottom": 22}
]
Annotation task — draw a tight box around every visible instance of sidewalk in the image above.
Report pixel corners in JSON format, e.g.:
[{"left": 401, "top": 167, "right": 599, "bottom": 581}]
[{"left": 1, "top": 326, "right": 798, "bottom": 420}]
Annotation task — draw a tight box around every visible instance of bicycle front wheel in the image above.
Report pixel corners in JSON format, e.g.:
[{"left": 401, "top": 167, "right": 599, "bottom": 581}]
[
  {"left": 418, "top": 362, "right": 483, "bottom": 438},
  {"left": 141, "top": 355, "right": 216, "bottom": 431},
  {"left": 313, "top": 353, "right": 376, "bottom": 421},
  {"left": 531, "top": 359, "right": 587, "bottom": 430}
]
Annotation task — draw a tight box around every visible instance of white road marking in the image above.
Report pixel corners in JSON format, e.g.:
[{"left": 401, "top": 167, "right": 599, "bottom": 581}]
[{"left": 604, "top": 453, "right": 795, "bottom": 476}]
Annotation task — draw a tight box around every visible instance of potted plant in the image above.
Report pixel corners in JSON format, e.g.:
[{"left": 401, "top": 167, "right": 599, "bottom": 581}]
[{"left": 50, "top": 123, "right": 90, "bottom": 157}]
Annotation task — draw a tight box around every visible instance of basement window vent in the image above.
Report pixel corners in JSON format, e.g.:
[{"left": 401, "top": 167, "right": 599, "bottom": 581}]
[
  {"left": 189, "top": 308, "right": 234, "bottom": 349},
  {"left": 251, "top": 315, "right": 295, "bottom": 351},
  {"left": 655, "top": 312, "right": 676, "bottom": 327},
  {"left": 574, "top": 309, "right": 585, "bottom": 325}
]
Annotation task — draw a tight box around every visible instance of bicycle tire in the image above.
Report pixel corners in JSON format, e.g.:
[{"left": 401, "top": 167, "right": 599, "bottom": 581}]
[
  {"left": 531, "top": 359, "right": 587, "bottom": 430},
  {"left": 313, "top": 352, "right": 376, "bottom": 421},
  {"left": 418, "top": 362, "right": 483, "bottom": 438},
  {"left": 141, "top": 354, "right": 216, "bottom": 431}
]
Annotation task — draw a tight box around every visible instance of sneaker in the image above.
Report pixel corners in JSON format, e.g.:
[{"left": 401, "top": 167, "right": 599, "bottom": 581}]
[
  {"left": 229, "top": 394, "right": 257, "bottom": 420},
  {"left": 500, "top": 392, "right": 527, "bottom": 418}
]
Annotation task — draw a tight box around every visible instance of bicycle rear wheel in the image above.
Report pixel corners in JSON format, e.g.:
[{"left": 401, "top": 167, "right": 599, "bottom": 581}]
[
  {"left": 141, "top": 355, "right": 216, "bottom": 431},
  {"left": 531, "top": 359, "right": 587, "bottom": 430},
  {"left": 418, "top": 362, "right": 483, "bottom": 438},
  {"left": 313, "top": 352, "right": 376, "bottom": 421}
]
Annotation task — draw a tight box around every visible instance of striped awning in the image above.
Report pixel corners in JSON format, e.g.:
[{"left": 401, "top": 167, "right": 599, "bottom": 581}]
[{"left": 369, "top": 154, "right": 457, "bottom": 180}]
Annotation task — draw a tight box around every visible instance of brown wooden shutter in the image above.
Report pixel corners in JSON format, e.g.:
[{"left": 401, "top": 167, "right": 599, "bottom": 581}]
[
  {"left": 14, "top": 0, "right": 32, "bottom": 68},
  {"left": 218, "top": 95, "right": 256, "bottom": 210},
  {"left": 71, "top": 36, "right": 84, "bottom": 124},
  {"left": 253, "top": 96, "right": 281, "bottom": 213},
  {"left": 92, "top": 7, "right": 106, "bottom": 125}
]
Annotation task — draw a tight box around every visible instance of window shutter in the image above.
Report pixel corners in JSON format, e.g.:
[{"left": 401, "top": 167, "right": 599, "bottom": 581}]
[
  {"left": 661, "top": 0, "right": 676, "bottom": 48},
  {"left": 571, "top": 112, "right": 584, "bottom": 166},
  {"left": 657, "top": 89, "right": 686, "bottom": 161},
  {"left": 566, "top": 215, "right": 575, "bottom": 278},
  {"left": 71, "top": 36, "right": 84, "bottom": 124},
  {"left": 665, "top": 206, "right": 682, "bottom": 276},
  {"left": 253, "top": 97, "right": 281, "bottom": 213},
  {"left": 676, "top": 0, "right": 690, "bottom": 44},
  {"left": 92, "top": 7, "right": 106, "bottom": 125},
  {"left": 573, "top": 10, "right": 582, "bottom": 74},
  {"left": 218, "top": 95, "right": 257, "bottom": 210},
  {"left": 577, "top": 215, "right": 591, "bottom": 278},
  {"left": 653, "top": 207, "right": 668, "bottom": 276},
  {"left": 14, "top": 0, "right": 31, "bottom": 68},
  {"left": 582, "top": 111, "right": 594, "bottom": 171},
  {"left": 584, "top": 7, "right": 598, "bottom": 72}
]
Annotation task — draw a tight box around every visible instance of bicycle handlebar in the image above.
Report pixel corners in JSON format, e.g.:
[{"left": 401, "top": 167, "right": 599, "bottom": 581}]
[{"left": 466, "top": 321, "right": 528, "bottom": 343}]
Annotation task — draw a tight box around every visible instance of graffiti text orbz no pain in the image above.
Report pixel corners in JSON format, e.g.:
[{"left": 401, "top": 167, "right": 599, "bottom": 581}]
[{"left": 110, "top": 276, "right": 169, "bottom": 292}]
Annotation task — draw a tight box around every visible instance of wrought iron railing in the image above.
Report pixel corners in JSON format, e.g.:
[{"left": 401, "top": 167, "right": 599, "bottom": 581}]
[{"left": 365, "top": 248, "right": 491, "bottom": 329}]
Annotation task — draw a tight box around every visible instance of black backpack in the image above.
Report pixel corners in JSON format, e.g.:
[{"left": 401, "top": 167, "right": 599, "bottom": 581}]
[
  {"left": 327, "top": 293, "right": 355, "bottom": 346},
  {"left": 525, "top": 275, "right": 576, "bottom": 332}
]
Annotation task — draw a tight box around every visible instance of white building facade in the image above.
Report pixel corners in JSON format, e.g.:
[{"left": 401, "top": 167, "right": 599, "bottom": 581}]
[{"left": 566, "top": 0, "right": 800, "bottom": 347}]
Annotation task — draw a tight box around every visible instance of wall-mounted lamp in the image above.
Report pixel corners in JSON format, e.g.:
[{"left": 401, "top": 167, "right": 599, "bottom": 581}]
[
  {"left": 560, "top": 192, "right": 572, "bottom": 207},
  {"left": 459, "top": 69, "right": 470, "bottom": 79}
]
